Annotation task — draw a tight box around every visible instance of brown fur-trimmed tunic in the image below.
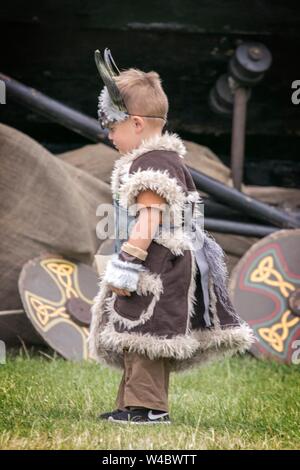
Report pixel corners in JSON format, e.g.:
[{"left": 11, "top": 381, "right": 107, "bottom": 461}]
[{"left": 88, "top": 132, "right": 254, "bottom": 371}]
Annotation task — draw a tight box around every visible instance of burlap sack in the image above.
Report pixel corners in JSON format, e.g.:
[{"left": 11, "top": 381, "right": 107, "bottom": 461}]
[{"left": 0, "top": 124, "right": 112, "bottom": 311}]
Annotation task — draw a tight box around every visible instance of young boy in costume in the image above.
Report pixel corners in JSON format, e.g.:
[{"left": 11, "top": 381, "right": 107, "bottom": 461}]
[{"left": 88, "top": 49, "right": 254, "bottom": 424}]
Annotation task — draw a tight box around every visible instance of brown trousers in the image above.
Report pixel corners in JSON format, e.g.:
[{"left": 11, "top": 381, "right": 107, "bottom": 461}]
[{"left": 115, "top": 349, "right": 171, "bottom": 412}]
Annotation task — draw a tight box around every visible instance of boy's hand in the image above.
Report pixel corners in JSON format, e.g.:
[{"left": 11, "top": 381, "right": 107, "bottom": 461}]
[{"left": 110, "top": 285, "right": 132, "bottom": 297}]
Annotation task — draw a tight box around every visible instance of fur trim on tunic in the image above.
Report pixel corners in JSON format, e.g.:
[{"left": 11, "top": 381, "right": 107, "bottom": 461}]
[
  {"left": 88, "top": 250, "right": 255, "bottom": 372},
  {"left": 111, "top": 131, "right": 200, "bottom": 255},
  {"left": 88, "top": 131, "right": 255, "bottom": 371},
  {"left": 107, "top": 270, "right": 164, "bottom": 330},
  {"left": 110, "top": 131, "right": 186, "bottom": 198},
  {"left": 103, "top": 254, "right": 146, "bottom": 292}
]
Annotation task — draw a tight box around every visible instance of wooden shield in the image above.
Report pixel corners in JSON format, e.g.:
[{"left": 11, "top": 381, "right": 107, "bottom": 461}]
[
  {"left": 229, "top": 229, "right": 300, "bottom": 364},
  {"left": 18, "top": 254, "right": 99, "bottom": 361}
]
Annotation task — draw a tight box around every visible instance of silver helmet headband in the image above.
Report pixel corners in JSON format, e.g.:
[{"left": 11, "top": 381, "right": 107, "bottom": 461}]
[{"left": 95, "top": 48, "right": 167, "bottom": 129}]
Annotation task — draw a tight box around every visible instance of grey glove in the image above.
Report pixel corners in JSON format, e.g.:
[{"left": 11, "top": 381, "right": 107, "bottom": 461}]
[{"left": 103, "top": 252, "right": 146, "bottom": 292}]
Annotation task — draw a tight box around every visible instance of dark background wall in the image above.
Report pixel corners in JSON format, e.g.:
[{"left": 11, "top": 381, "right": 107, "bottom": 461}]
[{"left": 1, "top": 0, "right": 299, "bottom": 187}]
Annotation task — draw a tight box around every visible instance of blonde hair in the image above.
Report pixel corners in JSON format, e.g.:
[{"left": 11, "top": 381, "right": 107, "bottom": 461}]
[{"left": 114, "top": 68, "right": 169, "bottom": 127}]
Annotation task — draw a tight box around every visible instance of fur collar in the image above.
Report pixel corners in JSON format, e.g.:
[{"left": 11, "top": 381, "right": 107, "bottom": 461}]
[{"left": 110, "top": 131, "right": 186, "bottom": 196}]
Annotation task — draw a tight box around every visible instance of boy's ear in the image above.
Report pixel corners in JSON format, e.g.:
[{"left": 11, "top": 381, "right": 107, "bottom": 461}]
[{"left": 131, "top": 116, "right": 145, "bottom": 132}]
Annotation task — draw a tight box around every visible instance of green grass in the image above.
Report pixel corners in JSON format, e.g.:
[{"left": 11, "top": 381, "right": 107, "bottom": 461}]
[{"left": 0, "top": 349, "right": 299, "bottom": 450}]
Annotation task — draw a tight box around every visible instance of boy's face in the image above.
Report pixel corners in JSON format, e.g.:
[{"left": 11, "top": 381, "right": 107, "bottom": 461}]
[
  {"left": 107, "top": 117, "right": 142, "bottom": 154},
  {"left": 107, "top": 116, "right": 162, "bottom": 154}
]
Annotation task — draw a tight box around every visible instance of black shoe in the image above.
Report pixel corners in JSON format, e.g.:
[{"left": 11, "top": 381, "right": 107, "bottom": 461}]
[
  {"left": 97, "top": 408, "right": 123, "bottom": 420},
  {"left": 108, "top": 408, "right": 171, "bottom": 425}
]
